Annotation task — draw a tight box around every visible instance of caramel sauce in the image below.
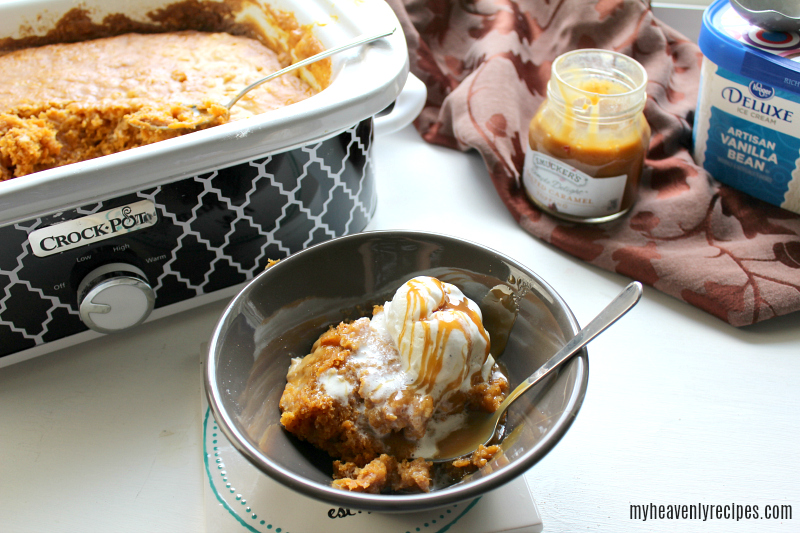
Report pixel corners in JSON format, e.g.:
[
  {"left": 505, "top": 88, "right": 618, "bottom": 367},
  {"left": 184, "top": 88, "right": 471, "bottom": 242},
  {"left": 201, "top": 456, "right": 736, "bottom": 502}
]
[
  {"left": 399, "top": 277, "right": 491, "bottom": 396},
  {"left": 432, "top": 407, "right": 507, "bottom": 461},
  {"left": 524, "top": 51, "right": 651, "bottom": 223},
  {"left": 528, "top": 75, "right": 650, "bottom": 214}
]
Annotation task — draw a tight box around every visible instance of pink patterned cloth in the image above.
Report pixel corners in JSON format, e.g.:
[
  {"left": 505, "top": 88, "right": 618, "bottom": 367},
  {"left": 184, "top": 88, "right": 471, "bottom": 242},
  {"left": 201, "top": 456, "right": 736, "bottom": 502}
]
[{"left": 387, "top": 0, "right": 800, "bottom": 326}]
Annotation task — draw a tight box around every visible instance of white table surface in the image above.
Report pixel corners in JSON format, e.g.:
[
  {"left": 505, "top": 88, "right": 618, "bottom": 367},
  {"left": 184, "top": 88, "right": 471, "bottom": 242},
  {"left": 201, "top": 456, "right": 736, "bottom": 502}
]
[{"left": 1, "top": 125, "right": 798, "bottom": 533}]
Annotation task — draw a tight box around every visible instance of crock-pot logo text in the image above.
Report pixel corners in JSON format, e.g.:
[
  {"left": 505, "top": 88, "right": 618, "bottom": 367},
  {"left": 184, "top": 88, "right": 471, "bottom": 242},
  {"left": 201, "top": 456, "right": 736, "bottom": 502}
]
[
  {"left": 29, "top": 200, "right": 158, "bottom": 258},
  {"left": 38, "top": 207, "right": 150, "bottom": 251},
  {"left": 721, "top": 86, "right": 793, "bottom": 125}
]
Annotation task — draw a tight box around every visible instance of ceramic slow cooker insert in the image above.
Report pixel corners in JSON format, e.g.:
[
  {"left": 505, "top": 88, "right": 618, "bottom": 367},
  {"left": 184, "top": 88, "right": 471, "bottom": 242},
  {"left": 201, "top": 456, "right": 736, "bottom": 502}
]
[{"left": 0, "top": 0, "right": 422, "bottom": 366}]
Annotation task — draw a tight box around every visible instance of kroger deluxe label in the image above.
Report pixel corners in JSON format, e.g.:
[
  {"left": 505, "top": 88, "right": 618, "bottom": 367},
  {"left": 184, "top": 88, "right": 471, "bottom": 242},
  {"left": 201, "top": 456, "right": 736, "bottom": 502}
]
[
  {"left": 698, "top": 63, "right": 800, "bottom": 212},
  {"left": 29, "top": 200, "right": 158, "bottom": 257}
]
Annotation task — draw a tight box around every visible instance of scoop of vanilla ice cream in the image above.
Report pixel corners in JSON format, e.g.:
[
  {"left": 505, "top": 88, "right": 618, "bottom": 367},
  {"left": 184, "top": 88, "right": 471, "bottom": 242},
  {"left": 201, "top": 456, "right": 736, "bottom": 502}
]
[{"left": 379, "top": 276, "right": 494, "bottom": 406}]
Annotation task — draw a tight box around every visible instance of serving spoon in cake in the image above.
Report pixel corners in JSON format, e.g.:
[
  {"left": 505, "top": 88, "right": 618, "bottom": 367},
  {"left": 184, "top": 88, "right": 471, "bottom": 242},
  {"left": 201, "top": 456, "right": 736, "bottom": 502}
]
[{"left": 128, "top": 27, "right": 396, "bottom": 131}]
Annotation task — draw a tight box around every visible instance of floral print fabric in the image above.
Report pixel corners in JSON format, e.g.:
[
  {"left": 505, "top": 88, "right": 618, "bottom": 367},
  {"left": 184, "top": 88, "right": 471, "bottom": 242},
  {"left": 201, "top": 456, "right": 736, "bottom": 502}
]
[{"left": 387, "top": 0, "right": 800, "bottom": 326}]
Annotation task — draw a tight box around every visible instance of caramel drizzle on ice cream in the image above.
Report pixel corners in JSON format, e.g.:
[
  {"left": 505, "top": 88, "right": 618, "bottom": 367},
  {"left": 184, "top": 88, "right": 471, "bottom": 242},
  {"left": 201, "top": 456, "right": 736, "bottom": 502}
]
[{"left": 395, "top": 277, "right": 490, "bottom": 397}]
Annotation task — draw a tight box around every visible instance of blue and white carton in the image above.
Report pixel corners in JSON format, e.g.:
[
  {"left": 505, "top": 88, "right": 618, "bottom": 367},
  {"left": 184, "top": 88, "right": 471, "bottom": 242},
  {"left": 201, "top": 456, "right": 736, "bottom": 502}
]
[{"left": 693, "top": 0, "right": 800, "bottom": 215}]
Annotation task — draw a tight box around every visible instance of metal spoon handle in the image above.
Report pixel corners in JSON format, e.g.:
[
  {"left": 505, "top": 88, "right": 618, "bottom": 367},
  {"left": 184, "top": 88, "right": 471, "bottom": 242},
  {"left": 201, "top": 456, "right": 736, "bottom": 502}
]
[
  {"left": 225, "top": 27, "right": 396, "bottom": 110},
  {"left": 503, "top": 281, "right": 643, "bottom": 408}
]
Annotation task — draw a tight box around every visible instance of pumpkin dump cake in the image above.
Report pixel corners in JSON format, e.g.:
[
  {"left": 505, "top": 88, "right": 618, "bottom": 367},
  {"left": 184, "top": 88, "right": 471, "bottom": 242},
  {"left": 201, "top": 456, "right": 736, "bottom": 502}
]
[
  {"left": 274, "top": 276, "right": 509, "bottom": 493},
  {"left": 0, "top": 30, "right": 320, "bottom": 180}
]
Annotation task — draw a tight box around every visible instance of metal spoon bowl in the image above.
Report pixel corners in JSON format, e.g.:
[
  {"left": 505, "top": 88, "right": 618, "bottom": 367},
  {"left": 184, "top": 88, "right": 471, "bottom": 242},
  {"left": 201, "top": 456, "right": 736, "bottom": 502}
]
[
  {"left": 129, "top": 28, "right": 396, "bottom": 131},
  {"left": 428, "top": 281, "right": 643, "bottom": 463}
]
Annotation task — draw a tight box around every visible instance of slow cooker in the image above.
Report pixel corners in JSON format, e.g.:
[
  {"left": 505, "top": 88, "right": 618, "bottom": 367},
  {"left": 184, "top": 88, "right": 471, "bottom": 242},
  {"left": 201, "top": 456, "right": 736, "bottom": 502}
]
[{"left": 0, "top": 0, "right": 426, "bottom": 366}]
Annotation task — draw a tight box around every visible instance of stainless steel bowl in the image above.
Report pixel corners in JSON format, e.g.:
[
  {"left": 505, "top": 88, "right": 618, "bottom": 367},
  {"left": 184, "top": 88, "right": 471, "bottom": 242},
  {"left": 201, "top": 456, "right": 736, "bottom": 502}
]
[{"left": 205, "top": 230, "right": 589, "bottom": 512}]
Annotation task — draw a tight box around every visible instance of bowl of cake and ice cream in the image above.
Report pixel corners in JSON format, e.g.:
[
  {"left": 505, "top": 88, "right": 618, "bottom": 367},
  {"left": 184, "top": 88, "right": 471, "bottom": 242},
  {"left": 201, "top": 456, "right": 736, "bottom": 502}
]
[{"left": 205, "top": 230, "right": 589, "bottom": 512}]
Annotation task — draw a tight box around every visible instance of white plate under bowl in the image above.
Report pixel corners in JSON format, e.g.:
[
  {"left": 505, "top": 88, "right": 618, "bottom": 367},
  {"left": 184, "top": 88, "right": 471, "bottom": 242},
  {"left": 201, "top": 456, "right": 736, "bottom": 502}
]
[{"left": 201, "top": 402, "right": 544, "bottom": 533}]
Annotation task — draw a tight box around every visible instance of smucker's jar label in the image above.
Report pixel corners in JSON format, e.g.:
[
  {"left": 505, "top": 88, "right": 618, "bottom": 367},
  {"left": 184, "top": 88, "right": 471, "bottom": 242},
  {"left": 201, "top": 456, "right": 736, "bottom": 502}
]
[{"left": 523, "top": 150, "right": 627, "bottom": 218}]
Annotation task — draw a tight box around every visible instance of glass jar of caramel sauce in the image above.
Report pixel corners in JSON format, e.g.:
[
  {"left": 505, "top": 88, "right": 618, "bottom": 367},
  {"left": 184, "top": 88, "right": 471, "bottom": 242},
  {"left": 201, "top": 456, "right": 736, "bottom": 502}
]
[{"left": 523, "top": 49, "right": 650, "bottom": 223}]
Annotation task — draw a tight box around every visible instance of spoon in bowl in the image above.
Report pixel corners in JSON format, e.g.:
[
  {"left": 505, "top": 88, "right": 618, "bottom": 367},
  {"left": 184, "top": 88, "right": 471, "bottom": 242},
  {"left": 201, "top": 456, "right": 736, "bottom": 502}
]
[
  {"left": 128, "top": 27, "right": 396, "bottom": 131},
  {"left": 428, "top": 281, "right": 643, "bottom": 463}
]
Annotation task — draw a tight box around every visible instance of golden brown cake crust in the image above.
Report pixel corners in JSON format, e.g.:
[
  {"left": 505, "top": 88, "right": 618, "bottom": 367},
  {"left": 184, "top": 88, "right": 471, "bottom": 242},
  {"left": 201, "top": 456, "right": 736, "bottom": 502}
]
[
  {"left": 0, "top": 31, "right": 320, "bottom": 179},
  {"left": 278, "top": 322, "right": 385, "bottom": 465},
  {"left": 332, "top": 455, "right": 433, "bottom": 494}
]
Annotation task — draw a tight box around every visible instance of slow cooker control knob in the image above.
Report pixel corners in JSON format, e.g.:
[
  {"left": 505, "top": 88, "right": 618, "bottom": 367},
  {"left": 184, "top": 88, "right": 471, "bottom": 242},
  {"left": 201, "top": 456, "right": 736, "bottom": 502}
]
[{"left": 77, "top": 263, "right": 155, "bottom": 334}]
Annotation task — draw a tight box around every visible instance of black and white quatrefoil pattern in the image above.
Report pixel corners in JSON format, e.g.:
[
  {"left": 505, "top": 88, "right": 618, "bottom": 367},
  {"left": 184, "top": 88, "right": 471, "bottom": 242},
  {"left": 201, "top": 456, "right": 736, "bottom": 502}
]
[{"left": 0, "top": 120, "right": 376, "bottom": 359}]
